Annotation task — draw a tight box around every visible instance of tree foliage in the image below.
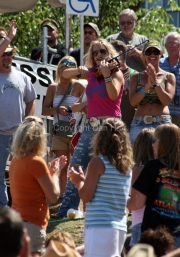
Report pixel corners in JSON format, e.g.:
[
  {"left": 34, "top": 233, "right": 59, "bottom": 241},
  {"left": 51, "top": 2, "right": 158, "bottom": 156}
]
[{"left": 0, "top": 0, "right": 180, "bottom": 58}]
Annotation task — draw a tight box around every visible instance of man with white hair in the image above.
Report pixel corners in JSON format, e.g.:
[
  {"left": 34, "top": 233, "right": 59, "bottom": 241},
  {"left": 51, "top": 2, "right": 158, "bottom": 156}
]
[
  {"left": 160, "top": 32, "right": 180, "bottom": 126},
  {"left": 106, "top": 8, "right": 148, "bottom": 72}
]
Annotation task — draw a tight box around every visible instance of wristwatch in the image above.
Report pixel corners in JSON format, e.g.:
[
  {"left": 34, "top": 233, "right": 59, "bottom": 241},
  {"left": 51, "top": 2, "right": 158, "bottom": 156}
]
[{"left": 153, "top": 82, "right": 161, "bottom": 88}]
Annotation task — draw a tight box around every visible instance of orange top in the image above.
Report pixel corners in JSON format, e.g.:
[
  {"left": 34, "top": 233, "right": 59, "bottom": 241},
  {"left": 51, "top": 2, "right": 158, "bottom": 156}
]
[{"left": 9, "top": 154, "right": 51, "bottom": 229}]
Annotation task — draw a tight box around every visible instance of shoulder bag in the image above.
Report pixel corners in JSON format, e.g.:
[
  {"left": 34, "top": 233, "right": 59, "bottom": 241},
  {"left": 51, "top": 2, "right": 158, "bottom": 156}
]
[{"left": 53, "top": 82, "right": 74, "bottom": 138}]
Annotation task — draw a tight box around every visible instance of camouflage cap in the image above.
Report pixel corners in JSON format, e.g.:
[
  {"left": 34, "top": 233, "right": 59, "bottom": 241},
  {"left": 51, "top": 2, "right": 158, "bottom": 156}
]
[{"left": 143, "top": 39, "right": 162, "bottom": 52}]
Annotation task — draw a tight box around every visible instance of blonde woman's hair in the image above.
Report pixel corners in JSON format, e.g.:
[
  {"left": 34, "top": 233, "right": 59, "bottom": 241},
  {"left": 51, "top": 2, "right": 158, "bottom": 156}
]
[
  {"left": 133, "top": 128, "right": 155, "bottom": 166},
  {"left": 85, "top": 38, "right": 118, "bottom": 69},
  {"left": 45, "top": 231, "right": 76, "bottom": 249},
  {"left": 154, "top": 123, "right": 180, "bottom": 172},
  {"left": 55, "top": 56, "right": 77, "bottom": 82},
  {"left": 11, "top": 116, "right": 46, "bottom": 159},
  {"left": 91, "top": 118, "right": 134, "bottom": 174}
]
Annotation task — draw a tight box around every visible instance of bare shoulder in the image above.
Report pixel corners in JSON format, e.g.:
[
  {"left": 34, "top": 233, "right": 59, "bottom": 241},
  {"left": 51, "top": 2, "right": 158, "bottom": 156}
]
[
  {"left": 88, "top": 157, "right": 105, "bottom": 176},
  {"left": 165, "top": 72, "right": 176, "bottom": 86},
  {"left": 73, "top": 80, "right": 86, "bottom": 96},
  {"left": 166, "top": 71, "right": 176, "bottom": 80}
]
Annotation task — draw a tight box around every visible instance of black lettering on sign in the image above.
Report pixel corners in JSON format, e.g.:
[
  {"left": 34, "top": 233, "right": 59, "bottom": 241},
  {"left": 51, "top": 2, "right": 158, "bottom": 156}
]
[
  {"left": 20, "top": 64, "right": 37, "bottom": 84},
  {"left": 37, "top": 68, "right": 53, "bottom": 87}
]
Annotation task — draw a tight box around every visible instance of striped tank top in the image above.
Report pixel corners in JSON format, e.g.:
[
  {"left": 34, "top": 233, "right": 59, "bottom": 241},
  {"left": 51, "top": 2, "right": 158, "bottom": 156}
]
[{"left": 85, "top": 155, "right": 132, "bottom": 231}]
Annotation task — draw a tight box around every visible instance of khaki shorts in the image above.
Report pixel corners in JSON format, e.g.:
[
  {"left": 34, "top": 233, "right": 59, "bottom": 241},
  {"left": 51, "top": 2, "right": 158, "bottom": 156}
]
[
  {"left": 23, "top": 221, "right": 46, "bottom": 253},
  {"left": 52, "top": 134, "right": 72, "bottom": 151}
]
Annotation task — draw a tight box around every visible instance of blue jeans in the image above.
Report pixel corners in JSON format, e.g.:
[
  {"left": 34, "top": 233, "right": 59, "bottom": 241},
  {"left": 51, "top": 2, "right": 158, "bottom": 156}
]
[
  {"left": 129, "top": 116, "right": 172, "bottom": 144},
  {"left": 129, "top": 223, "right": 142, "bottom": 246},
  {"left": 57, "top": 122, "right": 95, "bottom": 217},
  {"left": 0, "top": 134, "right": 12, "bottom": 206}
]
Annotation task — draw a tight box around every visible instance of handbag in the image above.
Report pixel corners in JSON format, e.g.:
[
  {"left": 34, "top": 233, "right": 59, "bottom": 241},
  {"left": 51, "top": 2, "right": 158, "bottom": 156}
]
[{"left": 53, "top": 81, "right": 74, "bottom": 138}]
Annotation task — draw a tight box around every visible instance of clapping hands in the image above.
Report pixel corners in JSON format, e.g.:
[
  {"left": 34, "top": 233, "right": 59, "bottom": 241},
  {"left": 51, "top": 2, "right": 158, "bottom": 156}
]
[{"left": 48, "top": 155, "right": 67, "bottom": 176}]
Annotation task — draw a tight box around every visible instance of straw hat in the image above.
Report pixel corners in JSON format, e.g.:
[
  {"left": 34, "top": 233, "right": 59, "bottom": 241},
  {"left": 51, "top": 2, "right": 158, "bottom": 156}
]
[
  {"left": 43, "top": 240, "right": 81, "bottom": 257},
  {"left": 127, "top": 244, "right": 156, "bottom": 257}
]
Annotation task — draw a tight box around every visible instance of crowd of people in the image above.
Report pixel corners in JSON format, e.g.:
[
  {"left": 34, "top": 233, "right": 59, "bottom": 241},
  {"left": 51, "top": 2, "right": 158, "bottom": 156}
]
[{"left": 1, "top": 7, "right": 180, "bottom": 257}]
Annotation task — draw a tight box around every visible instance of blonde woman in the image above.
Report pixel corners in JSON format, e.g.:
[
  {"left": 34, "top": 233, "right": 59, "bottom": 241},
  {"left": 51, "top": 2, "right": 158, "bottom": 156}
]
[
  {"left": 129, "top": 40, "right": 176, "bottom": 144},
  {"left": 9, "top": 116, "right": 67, "bottom": 256},
  {"left": 42, "top": 56, "right": 85, "bottom": 193},
  {"left": 51, "top": 38, "right": 125, "bottom": 219}
]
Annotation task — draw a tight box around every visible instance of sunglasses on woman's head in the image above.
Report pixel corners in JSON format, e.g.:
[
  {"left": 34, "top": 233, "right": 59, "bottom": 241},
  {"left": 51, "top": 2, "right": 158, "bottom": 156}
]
[
  {"left": 59, "top": 60, "right": 76, "bottom": 67},
  {"left": 144, "top": 49, "right": 160, "bottom": 56},
  {"left": 92, "top": 48, "right": 107, "bottom": 57},
  {"left": 1, "top": 51, "right": 13, "bottom": 57}
]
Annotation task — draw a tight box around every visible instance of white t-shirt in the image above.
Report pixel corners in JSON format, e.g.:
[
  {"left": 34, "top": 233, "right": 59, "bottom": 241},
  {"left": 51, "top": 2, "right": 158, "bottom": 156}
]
[{"left": 0, "top": 68, "right": 36, "bottom": 135}]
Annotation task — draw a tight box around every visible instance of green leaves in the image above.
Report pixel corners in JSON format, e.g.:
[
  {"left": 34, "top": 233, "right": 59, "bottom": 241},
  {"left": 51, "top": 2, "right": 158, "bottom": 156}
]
[{"left": 0, "top": 0, "right": 179, "bottom": 58}]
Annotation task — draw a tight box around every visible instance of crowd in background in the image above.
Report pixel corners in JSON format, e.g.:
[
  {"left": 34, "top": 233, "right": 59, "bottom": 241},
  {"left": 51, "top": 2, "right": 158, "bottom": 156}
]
[{"left": 0, "top": 7, "right": 180, "bottom": 257}]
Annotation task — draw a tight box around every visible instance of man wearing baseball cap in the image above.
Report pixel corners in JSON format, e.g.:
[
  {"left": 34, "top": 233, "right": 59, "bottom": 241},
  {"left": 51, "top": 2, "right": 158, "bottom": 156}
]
[
  {"left": 30, "top": 18, "right": 65, "bottom": 65},
  {"left": 70, "top": 22, "right": 100, "bottom": 66}
]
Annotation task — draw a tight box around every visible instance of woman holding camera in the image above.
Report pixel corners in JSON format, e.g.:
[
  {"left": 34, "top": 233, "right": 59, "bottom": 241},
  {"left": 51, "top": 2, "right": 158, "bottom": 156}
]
[
  {"left": 129, "top": 40, "right": 176, "bottom": 144},
  {"left": 42, "top": 56, "right": 85, "bottom": 194}
]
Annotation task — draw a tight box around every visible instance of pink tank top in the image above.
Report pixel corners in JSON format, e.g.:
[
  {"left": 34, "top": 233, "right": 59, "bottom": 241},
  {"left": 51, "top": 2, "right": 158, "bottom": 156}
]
[{"left": 86, "top": 70, "right": 124, "bottom": 118}]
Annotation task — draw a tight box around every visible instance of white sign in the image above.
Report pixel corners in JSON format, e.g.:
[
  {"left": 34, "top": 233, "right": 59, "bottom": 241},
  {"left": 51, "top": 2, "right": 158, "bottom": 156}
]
[
  {"left": 66, "top": 0, "right": 99, "bottom": 17},
  {"left": 13, "top": 57, "right": 56, "bottom": 118}
]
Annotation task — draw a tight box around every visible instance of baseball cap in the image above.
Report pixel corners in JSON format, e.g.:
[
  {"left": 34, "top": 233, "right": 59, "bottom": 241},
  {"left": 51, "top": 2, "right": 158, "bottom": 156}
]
[
  {"left": 41, "top": 19, "right": 58, "bottom": 30},
  {"left": 4, "top": 44, "right": 17, "bottom": 55},
  {"left": 84, "top": 22, "right": 100, "bottom": 36},
  {"left": 143, "top": 39, "right": 162, "bottom": 52}
]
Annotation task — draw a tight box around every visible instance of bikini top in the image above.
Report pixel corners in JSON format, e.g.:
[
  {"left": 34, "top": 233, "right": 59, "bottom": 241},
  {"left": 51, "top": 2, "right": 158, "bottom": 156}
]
[{"left": 136, "top": 72, "right": 167, "bottom": 105}]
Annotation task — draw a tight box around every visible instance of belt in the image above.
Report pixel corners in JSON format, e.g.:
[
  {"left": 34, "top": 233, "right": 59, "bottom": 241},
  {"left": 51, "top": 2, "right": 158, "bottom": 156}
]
[
  {"left": 87, "top": 117, "right": 106, "bottom": 128},
  {"left": 87, "top": 117, "right": 118, "bottom": 128},
  {"left": 133, "top": 115, "right": 171, "bottom": 125}
]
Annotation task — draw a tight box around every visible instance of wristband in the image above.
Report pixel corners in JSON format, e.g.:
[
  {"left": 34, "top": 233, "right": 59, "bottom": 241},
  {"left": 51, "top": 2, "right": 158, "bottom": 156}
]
[
  {"left": 4, "top": 36, "right": 11, "bottom": 42},
  {"left": 140, "top": 88, "right": 147, "bottom": 96},
  {"left": 104, "top": 76, "right": 112, "bottom": 83}
]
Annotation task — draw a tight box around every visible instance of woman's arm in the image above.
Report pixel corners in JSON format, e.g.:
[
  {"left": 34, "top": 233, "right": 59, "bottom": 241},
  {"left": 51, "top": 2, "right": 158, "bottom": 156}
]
[
  {"left": 129, "top": 73, "right": 152, "bottom": 107},
  {"left": 63, "top": 66, "right": 89, "bottom": 80},
  {"left": 127, "top": 166, "right": 144, "bottom": 211},
  {"left": 0, "top": 20, "right": 17, "bottom": 56},
  {"left": 37, "top": 156, "right": 67, "bottom": 203},
  {"left": 69, "top": 157, "right": 105, "bottom": 203},
  {"left": 153, "top": 72, "right": 176, "bottom": 106},
  {"left": 72, "top": 93, "right": 87, "bottom": 113},
  {"left": 99, "top": 62, "right": 124, "bottom": 101},
  {"left": 42, "top": 84, "right": 57, "bottom": 116}
]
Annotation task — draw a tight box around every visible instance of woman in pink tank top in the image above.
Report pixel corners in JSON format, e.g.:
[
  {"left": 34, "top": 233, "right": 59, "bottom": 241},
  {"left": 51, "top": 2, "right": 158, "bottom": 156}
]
[{"left": 51, "top": 39, "right": 125, "bottom": 219}]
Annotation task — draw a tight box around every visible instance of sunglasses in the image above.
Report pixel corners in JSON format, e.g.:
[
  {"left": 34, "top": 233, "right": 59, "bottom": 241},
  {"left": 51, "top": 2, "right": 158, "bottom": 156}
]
[
  {"left": 84, "top": 30, "right": 96, "bottom": 35},
  {"left": 152, "top": 138, "right": 159, "bottom": 143},
  {"left": 120, "top": 20, "right": 134, "bottom": 26},
  {"left": 59, "top": 60, "right": 76, "bottom": 68},
  {"left": 1, "top": 51, "right": 13, "bottom": 57},
  {"left": 92, "top": 48, "right": 107, "bottom": 57},
  {"left": 166, "top": 42, "right": 179, "bottom": 47},
  {"left": 144, "top": 49, "right": 160, "bottom": 56}
]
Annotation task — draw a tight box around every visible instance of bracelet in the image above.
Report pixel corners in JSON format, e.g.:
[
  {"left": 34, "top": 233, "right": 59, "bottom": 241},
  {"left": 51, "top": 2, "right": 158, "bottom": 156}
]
[
  {"left": 140, "top": 88, "right": 147, "bottom": 96},
  {"left": 4, "top": 36, "right": 11, "bottom": 42},
  {"left": 104, "top": 76, "right": 112, "bottom": 83}
]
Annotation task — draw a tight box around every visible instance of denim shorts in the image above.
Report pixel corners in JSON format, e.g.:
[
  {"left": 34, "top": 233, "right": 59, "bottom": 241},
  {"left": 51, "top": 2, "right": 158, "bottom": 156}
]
[
  {"left": 129, "top": 223, "right": 142, "bottom": 246},
  {"left": 129, "top": 116, "right": 172, "bottom": 144}
]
